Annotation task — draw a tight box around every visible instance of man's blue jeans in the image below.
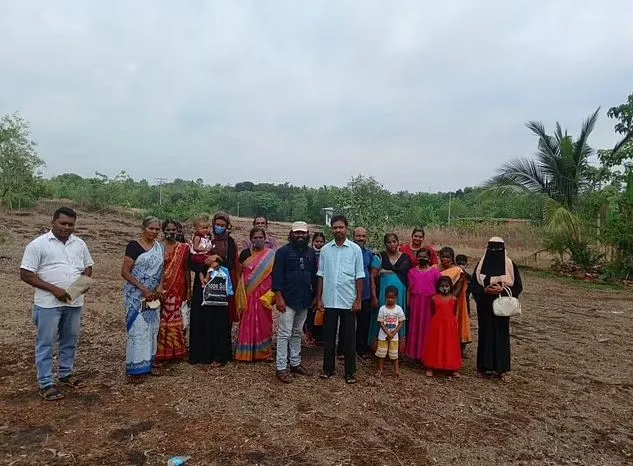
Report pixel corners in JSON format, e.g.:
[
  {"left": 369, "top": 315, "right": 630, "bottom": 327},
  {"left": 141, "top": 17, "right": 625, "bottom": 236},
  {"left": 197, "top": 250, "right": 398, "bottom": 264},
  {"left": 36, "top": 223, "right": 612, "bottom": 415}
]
[{"left": 33, "top": 305, "right": 83, "bottom": 389}]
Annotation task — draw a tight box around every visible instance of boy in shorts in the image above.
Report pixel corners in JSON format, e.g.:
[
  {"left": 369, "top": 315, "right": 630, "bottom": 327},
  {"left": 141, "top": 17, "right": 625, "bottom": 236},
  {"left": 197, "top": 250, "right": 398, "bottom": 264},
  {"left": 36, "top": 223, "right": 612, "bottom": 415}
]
[{"left": 376, "top": 286, "right": 406, "bottom": 377}]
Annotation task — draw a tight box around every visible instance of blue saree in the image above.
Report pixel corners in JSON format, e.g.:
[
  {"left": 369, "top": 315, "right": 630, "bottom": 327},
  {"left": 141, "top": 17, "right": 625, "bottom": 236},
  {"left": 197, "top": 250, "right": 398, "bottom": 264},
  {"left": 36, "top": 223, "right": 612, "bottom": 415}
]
[{"left": 125, "top": 242, "right": 164, "bottom": 375}]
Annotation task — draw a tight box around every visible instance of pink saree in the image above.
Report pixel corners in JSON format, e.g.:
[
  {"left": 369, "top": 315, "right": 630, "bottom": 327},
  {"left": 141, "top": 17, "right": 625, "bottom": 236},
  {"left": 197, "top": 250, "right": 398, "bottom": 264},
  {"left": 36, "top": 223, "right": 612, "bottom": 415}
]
[{"left": 235, "top": 249, "right": 275, "bottom": 362}]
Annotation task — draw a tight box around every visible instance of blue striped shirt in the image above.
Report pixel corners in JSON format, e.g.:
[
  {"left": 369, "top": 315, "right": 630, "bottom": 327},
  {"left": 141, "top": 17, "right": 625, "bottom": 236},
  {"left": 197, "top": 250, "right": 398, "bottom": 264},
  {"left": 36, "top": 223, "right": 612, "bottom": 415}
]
[{"left": 317, "top": 239, "right": 365, "bottom": 309}]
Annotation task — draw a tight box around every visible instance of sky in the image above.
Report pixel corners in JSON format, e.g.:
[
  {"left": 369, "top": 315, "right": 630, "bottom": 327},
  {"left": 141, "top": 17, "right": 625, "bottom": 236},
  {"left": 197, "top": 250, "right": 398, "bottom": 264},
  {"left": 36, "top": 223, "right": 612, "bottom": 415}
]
[{"left": 1, "top": 1, "right": 632, "bottom": 192}]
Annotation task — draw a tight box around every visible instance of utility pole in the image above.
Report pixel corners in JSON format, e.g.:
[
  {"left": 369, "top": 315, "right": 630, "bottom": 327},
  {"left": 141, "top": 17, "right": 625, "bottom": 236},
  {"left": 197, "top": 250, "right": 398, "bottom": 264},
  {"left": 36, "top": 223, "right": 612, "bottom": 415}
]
[
  {"left": 447, "top": 192, "right": 452, "bottom": 226},
  {"left": 154, "top": 177, "right": 167, "bottom": 205}
]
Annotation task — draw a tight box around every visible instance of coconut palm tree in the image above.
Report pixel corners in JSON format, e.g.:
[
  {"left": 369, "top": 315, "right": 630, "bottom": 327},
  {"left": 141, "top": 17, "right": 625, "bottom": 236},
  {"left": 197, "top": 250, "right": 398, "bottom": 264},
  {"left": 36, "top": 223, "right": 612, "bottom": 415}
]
[{"left": 484, "top": 108, "right": 600, "bottom": 238}]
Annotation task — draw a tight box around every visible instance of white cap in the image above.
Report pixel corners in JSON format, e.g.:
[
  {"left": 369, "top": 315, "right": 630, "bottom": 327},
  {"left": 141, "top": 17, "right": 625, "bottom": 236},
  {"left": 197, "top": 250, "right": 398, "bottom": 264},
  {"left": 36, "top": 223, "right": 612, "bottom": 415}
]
[{"left": 291, "top": 221, "right": 308, "bottom": 232}]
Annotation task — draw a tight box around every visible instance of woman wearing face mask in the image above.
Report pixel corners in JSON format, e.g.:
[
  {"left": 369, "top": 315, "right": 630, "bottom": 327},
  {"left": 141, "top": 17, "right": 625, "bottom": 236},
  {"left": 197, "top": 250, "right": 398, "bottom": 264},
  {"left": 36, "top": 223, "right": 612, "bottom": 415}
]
[
  {"left": 406, "top": 248, "right": 441, "bottom": 364},
  {"left": 234, "top": 227, "right": 275, "bottom": 362},
  {"left": 470, "top": 237, "right": 522, "bottom": 380},
  {"left": 189, "top": 212, "right": 239, "bottom": 365},
  {"left": 154, "top": 220, "right": 190, "bottom": 365},
  {"left": 209, "top": 212, "right": 240, "bottom": 323}
]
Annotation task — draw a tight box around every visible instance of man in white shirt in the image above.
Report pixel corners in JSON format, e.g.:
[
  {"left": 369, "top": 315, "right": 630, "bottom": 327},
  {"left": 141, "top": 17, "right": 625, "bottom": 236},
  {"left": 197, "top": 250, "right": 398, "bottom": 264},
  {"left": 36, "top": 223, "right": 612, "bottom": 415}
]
[
  {"left": 316, "top": 215, "right": 365, "bottom": 384},
  {"left": 20, "top": 207, "right": 94, "bottom": 401}
]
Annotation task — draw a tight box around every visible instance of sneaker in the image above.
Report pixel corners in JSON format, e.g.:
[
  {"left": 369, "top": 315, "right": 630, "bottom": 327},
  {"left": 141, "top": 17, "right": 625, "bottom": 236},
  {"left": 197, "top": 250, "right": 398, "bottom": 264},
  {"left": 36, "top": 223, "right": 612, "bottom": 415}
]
[
  {"left": 345, "top": 374, "right": 357, "bottom": 384},
  {"left": 290, "top": 364, "right": 311, "bottom": 376},
  {"left": 319, "top": 371, "right": 333, "bottom": 379},
  {"left": 276, "top": 369, "right": 292, "bottom": 384}
]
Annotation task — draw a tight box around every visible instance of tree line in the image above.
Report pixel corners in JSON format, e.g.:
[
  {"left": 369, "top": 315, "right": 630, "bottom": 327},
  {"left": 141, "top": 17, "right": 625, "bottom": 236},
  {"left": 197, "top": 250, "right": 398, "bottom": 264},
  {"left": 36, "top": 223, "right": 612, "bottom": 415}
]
[{"left": 1, "top": 91, "right": 632, "bottom": 278}]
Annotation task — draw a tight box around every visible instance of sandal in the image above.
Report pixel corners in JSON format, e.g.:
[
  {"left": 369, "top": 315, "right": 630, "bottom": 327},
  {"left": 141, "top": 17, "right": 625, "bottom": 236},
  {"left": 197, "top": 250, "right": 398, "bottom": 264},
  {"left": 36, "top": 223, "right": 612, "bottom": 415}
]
[
  {"left": 58, "top": 375, "right": 85, "bottom": 388},
  {"left": 319, "top": 372, "right": 332, "bottom": 379},
  {"left": 150, "top": 367, "right": 162, "bottom": 376},
  {"left": 39, "top": 385, "right": 64, "bottom": 401},
  {"left": 345, "top": 375, "right": 357, "bottom": 384}
]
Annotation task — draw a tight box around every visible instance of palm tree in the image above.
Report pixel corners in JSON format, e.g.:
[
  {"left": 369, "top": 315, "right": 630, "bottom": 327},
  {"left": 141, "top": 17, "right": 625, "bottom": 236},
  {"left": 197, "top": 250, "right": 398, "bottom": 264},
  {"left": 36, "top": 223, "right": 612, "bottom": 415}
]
[{"left": 484, "top": 108, "right": 600, "bottom": 239}]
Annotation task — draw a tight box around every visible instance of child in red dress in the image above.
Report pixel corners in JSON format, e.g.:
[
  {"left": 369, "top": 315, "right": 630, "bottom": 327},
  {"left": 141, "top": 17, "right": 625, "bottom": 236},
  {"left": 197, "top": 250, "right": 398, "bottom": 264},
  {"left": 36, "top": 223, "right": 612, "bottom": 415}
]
[{"left": 423, "top": 276, "right": 462, "bottom": 378}]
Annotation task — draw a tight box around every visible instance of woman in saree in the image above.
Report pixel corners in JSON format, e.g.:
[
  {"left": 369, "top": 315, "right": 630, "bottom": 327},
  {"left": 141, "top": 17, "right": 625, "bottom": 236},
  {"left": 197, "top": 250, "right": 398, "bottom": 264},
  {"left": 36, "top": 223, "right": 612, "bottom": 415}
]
[
  {"left": 369, "top": 233, "right": 413, "bottom": 354},
  {"left": 121, "top": 217, "right": 164, "bottom": 381},
  {"left": 470, "top": 237, "right": 523, "bottom": 380},
  {"left": 400, "top": 227, "right": 438, "bottom": 266},
  {"left": 155, "top": 219, "right": 190, "bottom": 364},
  {"left": 437, "top": 247, "right": 471, "bottom": 356},
  {"left": 235, "top": 227, "right": 275, "bottom": 362}
]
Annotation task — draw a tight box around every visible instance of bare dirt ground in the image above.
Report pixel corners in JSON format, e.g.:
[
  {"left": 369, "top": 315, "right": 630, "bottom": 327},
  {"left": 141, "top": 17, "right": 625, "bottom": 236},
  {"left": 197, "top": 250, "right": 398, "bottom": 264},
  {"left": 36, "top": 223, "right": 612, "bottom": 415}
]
[{"left": 1, "top": 208, "right": 633, "bottom": 465}]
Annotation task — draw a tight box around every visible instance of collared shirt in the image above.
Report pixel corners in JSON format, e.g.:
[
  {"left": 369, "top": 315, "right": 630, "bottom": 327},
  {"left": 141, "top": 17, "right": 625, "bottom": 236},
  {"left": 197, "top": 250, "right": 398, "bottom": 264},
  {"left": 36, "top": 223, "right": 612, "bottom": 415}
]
[
  {"left": 317, "top": 239, "right": 365, "bottom": 310},
  {"left": 359, "top": 246, "right": 376, "bottom": 301},
  {"left": 20, "top": 231, "right": 95, "bottom": 308},
  {"left": 271, "top": 243, "right": 317, "bottom": 310}
]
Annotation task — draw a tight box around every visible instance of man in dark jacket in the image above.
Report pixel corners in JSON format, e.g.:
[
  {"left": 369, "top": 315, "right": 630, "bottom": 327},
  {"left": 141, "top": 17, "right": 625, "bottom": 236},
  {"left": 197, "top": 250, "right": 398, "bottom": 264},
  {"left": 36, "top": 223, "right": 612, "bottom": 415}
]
[{"left": 272, "top": 221, "right": 318, "bottom": 383}]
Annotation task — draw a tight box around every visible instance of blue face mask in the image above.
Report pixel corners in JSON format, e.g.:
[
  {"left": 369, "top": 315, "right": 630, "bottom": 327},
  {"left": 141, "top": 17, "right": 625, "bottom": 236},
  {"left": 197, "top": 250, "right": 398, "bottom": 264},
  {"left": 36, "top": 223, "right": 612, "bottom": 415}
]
[{"left": 214, "top": 225, "right": 226, "bottom": 235}]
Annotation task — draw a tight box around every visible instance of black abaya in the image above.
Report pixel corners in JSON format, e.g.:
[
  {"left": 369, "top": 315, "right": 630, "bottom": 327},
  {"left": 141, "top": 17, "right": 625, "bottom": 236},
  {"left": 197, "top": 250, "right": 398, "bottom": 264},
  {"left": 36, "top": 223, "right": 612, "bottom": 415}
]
[
  {"left": 470, "top": 263, "right": 522, "bottom": 374},
  {"left": 188, "top": 264, "right": 232, "bottom": 365}
]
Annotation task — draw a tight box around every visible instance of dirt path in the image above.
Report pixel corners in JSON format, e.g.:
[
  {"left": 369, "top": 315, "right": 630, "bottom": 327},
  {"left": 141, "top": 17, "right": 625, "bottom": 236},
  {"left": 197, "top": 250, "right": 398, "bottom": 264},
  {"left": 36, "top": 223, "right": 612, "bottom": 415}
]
[{"left": 1, "top": 211, "right": 632, "bottom": 465}]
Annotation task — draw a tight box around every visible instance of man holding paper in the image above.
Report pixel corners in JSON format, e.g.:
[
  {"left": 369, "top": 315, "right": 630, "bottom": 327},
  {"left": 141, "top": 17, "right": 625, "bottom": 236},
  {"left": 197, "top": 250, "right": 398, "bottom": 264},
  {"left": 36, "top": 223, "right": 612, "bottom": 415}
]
[{"left": 20, "top": 207, "right": 94, "bottom": 401}]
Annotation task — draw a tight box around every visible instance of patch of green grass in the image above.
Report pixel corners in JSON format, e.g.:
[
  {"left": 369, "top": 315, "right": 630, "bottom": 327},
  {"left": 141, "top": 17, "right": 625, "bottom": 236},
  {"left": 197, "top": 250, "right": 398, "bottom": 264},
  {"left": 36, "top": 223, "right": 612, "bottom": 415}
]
[{"left": 520, "top": 266, "right": 633, "bottom": 293}]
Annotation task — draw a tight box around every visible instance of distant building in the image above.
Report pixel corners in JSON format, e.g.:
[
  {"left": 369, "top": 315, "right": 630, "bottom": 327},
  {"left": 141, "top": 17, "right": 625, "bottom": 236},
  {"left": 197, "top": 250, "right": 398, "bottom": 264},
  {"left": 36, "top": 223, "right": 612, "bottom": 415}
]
[{"left": 322, "top": 207, "right": 334, "bottom": 226}]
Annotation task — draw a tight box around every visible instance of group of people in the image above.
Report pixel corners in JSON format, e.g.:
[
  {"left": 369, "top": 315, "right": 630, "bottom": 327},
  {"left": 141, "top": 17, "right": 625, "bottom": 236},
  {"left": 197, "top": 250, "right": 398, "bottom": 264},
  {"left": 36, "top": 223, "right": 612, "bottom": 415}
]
[{"left": 20, "top": 207, "right": 523, "bottom": 400}]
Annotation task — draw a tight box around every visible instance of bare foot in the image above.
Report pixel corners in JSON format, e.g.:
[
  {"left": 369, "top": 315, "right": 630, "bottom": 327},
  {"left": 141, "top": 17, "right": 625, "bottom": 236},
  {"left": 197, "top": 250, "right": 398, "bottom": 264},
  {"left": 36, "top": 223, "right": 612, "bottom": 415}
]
[
  {"left": 452, "top": 372, "right": 461, "bottom": 379},
  {"left": 425, "top": 370, "right": 433, "bottom": 378},
  {"left": 395, "top": 371, "right": 400, "bottom": 378},
  {"left": 376, "top": 371, "right": 383, "bottom": 378}
]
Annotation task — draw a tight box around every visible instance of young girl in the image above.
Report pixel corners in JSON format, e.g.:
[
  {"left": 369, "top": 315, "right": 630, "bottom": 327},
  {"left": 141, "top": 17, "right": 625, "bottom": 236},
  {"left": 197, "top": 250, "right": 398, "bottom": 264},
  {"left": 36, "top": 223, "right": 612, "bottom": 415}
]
[
  {"left": 423, "top": 276, "right": 462, "bottom": 378},
  {"left": 376, "top": 286, "right": 406, "bottom": 377}
]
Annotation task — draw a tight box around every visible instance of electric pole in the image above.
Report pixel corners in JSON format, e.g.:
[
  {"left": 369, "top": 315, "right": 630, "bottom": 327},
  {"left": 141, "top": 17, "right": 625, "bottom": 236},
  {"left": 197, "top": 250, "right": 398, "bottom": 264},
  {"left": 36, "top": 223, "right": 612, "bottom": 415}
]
[{"left": 154, "top": 177, "right": 167, "bottom": 205}]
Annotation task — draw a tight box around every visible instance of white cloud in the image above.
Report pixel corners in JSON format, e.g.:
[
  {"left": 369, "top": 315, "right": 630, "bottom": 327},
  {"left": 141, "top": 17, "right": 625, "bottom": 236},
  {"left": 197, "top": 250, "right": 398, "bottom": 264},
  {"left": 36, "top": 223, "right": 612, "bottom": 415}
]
[{"left": 0, "top": 0, "right": 632, "bottom": 191}]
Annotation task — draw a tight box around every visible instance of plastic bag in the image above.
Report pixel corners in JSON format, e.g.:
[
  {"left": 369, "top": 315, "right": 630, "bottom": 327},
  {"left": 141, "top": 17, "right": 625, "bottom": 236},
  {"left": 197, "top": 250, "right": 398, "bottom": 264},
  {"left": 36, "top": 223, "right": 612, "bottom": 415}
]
[{"left": 180, "top": 302, "right": 191, "bottom": 329}]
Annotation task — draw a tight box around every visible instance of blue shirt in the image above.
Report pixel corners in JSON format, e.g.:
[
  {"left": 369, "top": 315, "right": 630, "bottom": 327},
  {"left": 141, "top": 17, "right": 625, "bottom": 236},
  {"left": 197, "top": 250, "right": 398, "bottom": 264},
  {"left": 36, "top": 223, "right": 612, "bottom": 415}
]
[
  {"left": 359, "top": 246, "right": 376, "bottom": 301},
  {"left": 271, "top": 244, "right": 318, "bottom": 310},
  {"left": 317, "top": 239, "right": 365, "bottom": 310}
]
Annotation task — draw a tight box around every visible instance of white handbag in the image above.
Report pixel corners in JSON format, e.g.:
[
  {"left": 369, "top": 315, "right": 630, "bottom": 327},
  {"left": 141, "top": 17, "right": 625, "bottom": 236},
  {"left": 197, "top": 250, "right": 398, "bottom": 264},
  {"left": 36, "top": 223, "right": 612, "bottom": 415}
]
[{"left": 493, "top": 287, "right": 521, "bottom": 317}]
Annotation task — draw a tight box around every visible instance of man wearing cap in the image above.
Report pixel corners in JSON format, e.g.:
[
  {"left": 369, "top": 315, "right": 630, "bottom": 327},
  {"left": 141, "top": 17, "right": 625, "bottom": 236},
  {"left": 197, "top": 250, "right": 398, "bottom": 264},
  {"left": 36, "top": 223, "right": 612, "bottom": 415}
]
[{"left": 271, "top": 221, "right": 318, "bottom": 383}]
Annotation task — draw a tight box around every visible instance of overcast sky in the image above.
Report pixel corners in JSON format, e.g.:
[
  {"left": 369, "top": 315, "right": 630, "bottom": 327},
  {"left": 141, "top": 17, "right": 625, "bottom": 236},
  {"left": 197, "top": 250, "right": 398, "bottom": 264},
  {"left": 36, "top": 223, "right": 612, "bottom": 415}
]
[{"left": 1, "top": 1, "right": 632, "bottom": 192}]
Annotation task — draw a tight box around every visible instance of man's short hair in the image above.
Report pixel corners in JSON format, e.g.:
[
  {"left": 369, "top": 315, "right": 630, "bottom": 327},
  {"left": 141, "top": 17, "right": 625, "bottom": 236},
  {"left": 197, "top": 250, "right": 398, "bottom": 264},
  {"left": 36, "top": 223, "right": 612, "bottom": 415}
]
[
  {"left": 330, "top": 215, "right": 348, "bottom": 227},
  {"left": 53, "top": 207, "right": 77, "bottom": 221}
]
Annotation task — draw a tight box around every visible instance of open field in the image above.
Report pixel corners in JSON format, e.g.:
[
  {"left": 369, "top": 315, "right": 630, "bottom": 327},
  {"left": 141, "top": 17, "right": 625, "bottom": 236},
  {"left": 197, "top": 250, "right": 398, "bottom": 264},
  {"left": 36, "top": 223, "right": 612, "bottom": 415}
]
[{"left": 1, "top": 208, "right": 633, "bottom": 465}]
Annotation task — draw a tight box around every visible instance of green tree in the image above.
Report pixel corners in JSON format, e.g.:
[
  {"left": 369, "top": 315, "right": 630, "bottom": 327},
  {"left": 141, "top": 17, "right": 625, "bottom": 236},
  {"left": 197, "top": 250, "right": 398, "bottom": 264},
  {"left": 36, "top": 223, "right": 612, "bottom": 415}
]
[
  {"left": 0, "top": 113, "right": 45, "bottom": 208},
  {"left": 484, "top": 109, "right": 600, "bottom": 238},
  {"left": 334, "top": 175, "right": 401, "bottom": 247}
]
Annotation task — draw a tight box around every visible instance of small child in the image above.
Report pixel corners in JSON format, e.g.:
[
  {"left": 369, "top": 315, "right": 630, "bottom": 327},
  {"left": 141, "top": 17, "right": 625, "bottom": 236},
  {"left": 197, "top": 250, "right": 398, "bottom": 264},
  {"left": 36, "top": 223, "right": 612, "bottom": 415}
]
[
  {"left": 191, "top": 216, "right": 213, "bottom": 283},
  {"left": 376, "top": 286, "right": 406, "bottom": 377},
  {"left": 455, "top": 254, "right": 471, "bottom": 316},
  {"left": 423, "top": 276, "right": 462, "bottom": 378}
]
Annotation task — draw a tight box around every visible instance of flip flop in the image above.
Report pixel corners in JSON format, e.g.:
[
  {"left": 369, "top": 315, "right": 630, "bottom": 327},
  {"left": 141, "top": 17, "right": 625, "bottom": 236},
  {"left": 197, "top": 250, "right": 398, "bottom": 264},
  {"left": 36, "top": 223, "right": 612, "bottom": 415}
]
[
  {"left": 58, "top": 375, "right": 85, "bottom": 388},
  {"left": 39, "top": 385, "right": 64, "bottom": 401}
]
